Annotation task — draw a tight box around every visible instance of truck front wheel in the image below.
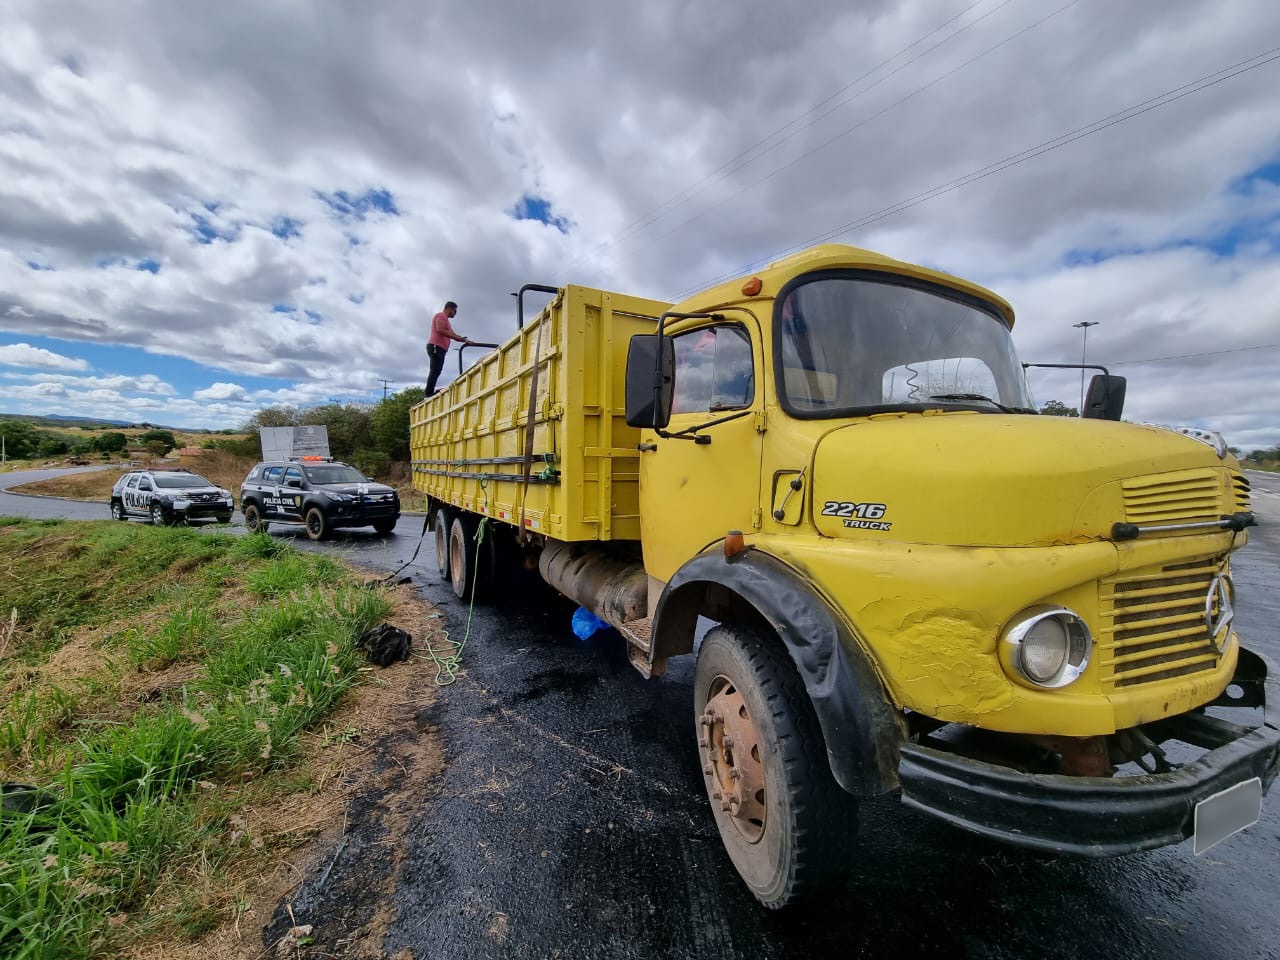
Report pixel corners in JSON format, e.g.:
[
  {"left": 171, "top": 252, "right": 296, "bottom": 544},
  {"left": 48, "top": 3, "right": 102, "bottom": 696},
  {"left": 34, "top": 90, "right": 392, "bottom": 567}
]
[{"left": 694, "top": 623, "right": 857, "bottom": 909}]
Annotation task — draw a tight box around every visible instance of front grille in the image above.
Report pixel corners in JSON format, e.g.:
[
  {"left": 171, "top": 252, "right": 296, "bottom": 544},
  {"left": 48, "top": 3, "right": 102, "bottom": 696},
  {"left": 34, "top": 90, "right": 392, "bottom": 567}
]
[
  {"left": 1231, "top": 470, "right": 1251, "bottom": 511},
  {"left": 1097, "top": 557, "right": 1226, "bottom": 690},
  {"left": 1121, "top": 469, "right": 1226, "bottom": 525}
]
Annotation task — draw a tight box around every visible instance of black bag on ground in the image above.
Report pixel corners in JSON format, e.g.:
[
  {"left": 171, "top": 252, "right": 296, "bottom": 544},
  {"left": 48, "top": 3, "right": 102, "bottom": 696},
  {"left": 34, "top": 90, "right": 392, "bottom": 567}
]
[{"left": 355, "top": 624, "right": 413, "bottom": 667}]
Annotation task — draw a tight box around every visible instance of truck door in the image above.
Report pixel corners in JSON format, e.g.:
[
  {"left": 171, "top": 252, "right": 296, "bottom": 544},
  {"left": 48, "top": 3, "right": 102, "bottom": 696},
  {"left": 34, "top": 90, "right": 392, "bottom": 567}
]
[{"left": 638, "top": 320, "right": 764, "bottom": 583}]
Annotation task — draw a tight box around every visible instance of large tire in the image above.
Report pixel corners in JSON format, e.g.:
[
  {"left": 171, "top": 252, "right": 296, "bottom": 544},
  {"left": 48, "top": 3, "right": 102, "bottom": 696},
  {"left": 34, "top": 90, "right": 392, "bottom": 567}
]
[
  {"left": 434, "top": 507, "right": 452, "bottom": 580},
  {"left": 693, "top": 624, "right": 857, "bottom": 909},
  {"left": 448, "top": 514, "right": 477, "bottom": 601},
  {"left": 149, "top": 502, "right": 168, "bottom": 526},
  {"left": 110, "top": 500, "right": 126, "bottom": 521},
  {"left": 305, "top": 506, "right": 330, "bottom": 541}
]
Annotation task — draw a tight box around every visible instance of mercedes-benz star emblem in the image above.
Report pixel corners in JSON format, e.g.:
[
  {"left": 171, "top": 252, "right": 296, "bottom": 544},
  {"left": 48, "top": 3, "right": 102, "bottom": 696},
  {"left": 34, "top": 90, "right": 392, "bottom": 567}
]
[{"left": 1205, "top": 573, "right": 1235, "bottom": 649}]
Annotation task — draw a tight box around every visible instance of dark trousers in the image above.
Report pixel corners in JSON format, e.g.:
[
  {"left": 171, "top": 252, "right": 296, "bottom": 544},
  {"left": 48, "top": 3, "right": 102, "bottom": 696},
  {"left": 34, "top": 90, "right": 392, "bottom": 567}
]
[{"left": 425, "top": 343, "right": 447, "bottom": 395}]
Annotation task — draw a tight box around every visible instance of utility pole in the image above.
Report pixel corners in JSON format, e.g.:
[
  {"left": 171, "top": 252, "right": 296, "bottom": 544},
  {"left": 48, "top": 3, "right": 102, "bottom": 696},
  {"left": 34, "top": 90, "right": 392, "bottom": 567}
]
[
  {"left": 1073, "top": 321, "right": 1099, "bottom": 412},
  {"left": 377, "top": 378, "right": 395, "bottom": 400}
]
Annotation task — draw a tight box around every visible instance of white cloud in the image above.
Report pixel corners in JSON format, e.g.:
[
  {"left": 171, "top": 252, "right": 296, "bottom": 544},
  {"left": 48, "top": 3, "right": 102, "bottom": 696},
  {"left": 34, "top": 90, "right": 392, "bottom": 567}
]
[
  {"left": 193, "top": 381, "right": 248, "bottom": 401},
  {"left": 0, "top": 342, "right": 88, "bottom": 370},
  {"left": 0, "top": 0, "right": 1277, "bottom": 446}
]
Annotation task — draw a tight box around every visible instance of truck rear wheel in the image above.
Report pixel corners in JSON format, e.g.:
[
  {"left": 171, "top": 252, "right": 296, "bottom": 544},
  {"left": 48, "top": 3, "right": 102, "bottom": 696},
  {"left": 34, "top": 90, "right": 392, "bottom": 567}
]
[
  {"left": 694, "top": 623, "right": 856, "bottom": 909},
  {"left": 448, "top": 515, "right": 477, "bottom": 601},
  {"left": 434, "top": 507, "right": 452, "bottom": 579}
]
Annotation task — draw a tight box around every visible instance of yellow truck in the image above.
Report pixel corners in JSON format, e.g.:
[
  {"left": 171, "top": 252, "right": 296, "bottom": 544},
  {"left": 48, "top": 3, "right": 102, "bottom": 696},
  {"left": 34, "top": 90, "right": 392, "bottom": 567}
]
[{"left": 410, "top": 244, "right": 1278, "bottom": 907}]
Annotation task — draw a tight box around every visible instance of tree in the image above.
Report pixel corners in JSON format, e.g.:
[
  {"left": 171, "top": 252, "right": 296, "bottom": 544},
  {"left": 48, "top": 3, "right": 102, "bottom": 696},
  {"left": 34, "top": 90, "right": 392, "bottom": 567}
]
[
  {"left": 303, "top": 403, "right": 373, "bottom": 462},
  {"left": 1040, "top": 400, "right": 1079, "bottom": 417},
  {"left": 139, "top": 429, "right": 178, "bottom": 454},
  {"left": 91, "top": 432, "right": 128, "bottom": 453},
  {"left": 0, "top": 420, "right": 40, "bottom": 459},
  {"left": 35, "top": 437, "right": 69, "bottom": 458},
  {"left": 370, "top": 387, "right": 426, "bottom": 463},
  {"left": 244, "top": 406, "right": 303, "bottom": 430},
  {"left": 145, "top": 440, "right": 170, "bottom": 459}
]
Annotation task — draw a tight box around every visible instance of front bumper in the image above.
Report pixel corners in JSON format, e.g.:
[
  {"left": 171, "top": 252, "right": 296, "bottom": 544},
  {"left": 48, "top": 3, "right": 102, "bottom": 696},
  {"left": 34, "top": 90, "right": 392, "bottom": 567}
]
[
  {"left": 172, "top": 500, "right": 234, "bottom": 519},
  {"left": 326, "top": 501, "right": 400, "bottom": 526},
  {"left": 897, "top": 648, "right": 1280, "bottom": 856}
]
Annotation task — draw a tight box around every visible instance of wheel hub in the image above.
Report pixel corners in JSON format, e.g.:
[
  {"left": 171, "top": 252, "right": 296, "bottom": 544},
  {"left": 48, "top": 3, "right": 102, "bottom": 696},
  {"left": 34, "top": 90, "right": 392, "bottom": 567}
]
[{"left": 699, "top": 678, "right": 766, "bottom": 842}]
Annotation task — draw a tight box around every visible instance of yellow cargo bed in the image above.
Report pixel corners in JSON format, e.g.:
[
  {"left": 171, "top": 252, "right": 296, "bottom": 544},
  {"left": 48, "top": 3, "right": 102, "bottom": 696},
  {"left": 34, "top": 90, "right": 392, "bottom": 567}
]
[{"left": 410, "top": 284, "right": 671, "bottom": 542}]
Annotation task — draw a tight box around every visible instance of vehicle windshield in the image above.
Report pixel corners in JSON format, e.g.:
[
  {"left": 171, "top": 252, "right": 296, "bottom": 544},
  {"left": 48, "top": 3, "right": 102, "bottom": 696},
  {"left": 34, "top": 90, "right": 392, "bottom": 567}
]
[
  {"left": 775, "top": 273, "right": 1035, "bottom": 417},
  {"left": 304, "top": 464, "right": 366, "bottom": 484},
  {"left": 153, "top": 473, "right": 214, "bottom": 488}
]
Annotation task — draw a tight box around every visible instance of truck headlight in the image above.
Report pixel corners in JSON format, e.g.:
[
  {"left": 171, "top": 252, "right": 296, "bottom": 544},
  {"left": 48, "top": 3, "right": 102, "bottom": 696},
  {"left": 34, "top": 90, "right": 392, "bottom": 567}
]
[{"left": 999, "top": 607, "right": 1091, "bottom": 689}]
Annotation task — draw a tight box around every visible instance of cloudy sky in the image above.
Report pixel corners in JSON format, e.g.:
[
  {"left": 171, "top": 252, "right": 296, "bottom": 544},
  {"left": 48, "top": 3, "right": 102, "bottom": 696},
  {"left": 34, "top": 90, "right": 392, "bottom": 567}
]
[{"left": 1, "top": 0, "right": 1278, "bottom": 449}]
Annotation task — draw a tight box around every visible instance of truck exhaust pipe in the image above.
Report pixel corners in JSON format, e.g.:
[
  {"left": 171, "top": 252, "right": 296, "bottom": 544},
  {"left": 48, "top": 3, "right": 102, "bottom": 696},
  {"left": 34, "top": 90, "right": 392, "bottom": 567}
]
[{"left": 538, "top": 540, "right": 647, "bottom": 632}]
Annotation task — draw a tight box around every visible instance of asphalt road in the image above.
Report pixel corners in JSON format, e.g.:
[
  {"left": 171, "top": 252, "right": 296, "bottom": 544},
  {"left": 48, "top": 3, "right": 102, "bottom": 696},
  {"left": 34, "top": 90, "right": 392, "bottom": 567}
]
[{"left": 3, "top": 468, "right": 1279, "bottom": 959}]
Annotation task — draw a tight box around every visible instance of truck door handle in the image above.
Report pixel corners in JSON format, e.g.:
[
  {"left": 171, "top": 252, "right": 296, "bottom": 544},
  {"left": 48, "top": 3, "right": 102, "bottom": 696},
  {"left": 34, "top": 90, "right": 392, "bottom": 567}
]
[{"left": 637, "top": 443, "right": 658, "bottom": 452}]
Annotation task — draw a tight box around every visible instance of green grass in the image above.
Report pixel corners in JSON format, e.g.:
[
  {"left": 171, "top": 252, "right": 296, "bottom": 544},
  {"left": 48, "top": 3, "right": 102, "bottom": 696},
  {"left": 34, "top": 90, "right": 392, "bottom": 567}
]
[{"left": 0, "top": 517, "right": 394, "bottom": 959}]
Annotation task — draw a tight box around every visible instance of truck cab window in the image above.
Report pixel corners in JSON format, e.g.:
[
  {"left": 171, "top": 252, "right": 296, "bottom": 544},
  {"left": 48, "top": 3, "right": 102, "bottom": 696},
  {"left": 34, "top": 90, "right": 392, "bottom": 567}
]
[{"left": 671, "top": 324, "right": 754, "bottom": 415}]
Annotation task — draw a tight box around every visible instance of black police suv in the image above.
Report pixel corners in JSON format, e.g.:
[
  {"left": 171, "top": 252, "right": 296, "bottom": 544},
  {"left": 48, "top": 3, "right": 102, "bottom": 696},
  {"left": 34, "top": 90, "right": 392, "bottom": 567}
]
[
  {"left": 239, "top": 458, "right": 400, "bottom": 540},
  {"left": 110, "top": 468, "right": 235, "bottom": 525}
]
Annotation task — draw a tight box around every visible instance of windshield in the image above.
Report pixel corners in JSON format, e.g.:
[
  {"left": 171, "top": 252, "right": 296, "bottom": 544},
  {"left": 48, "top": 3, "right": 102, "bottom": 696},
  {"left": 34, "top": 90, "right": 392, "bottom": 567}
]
[
  {"left": 153, "top": 473, "right": 214, "bottom": 489},
  {"left": 775, "top": 272, "right": 1034, "bottom": 417},
  {"left": 304, "top": 464, "right": 367, "bottom": 484}
]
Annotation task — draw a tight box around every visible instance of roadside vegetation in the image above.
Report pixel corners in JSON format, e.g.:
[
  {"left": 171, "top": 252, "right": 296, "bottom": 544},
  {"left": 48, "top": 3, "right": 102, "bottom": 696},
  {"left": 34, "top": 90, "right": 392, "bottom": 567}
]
[{"left": 0, "top": 517, "right": 426, "bottom": 959}]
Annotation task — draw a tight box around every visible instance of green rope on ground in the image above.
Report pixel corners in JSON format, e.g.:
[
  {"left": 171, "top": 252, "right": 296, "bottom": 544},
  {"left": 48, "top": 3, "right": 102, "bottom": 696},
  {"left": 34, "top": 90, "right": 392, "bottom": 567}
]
[{"left": 422, "top": 479, "right": 490, "bottom": 686}]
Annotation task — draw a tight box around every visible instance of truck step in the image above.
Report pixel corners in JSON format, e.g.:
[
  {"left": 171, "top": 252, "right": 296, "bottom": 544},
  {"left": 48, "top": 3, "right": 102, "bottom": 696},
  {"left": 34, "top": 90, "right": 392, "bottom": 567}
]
[
  {"left": 621, "top": 618, "right": 665, "bottom": 678},
  {"left": 619, "top": 617, "right": 652, "bottom": 653}
]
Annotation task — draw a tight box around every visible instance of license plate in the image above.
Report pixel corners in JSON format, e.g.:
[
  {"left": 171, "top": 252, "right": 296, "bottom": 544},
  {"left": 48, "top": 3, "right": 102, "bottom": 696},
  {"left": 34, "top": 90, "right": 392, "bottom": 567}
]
[{"left": 1193, "top": 777, "right": 1262, "bottom": 855}]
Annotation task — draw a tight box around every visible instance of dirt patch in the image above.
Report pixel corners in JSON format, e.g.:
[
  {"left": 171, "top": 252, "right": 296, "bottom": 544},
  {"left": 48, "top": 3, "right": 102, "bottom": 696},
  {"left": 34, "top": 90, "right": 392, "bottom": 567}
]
[
  {"left": 122, "top": 586, "right": 448, "bottom": 960},
  {"left": 9, "top": 469, "right": 130, "bottom": 501}
]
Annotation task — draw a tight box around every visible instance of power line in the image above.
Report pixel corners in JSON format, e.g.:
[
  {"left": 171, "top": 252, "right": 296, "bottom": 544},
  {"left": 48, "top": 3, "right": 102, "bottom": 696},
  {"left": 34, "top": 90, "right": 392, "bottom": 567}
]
[
  {"left": 562, "top": 0, "right": 1016, "bottom": 275},
  {"left": 638, "top": 0, "right": 1081, "bottom": 269},
  {"left": 673, "top": 44, "right": 1280, "bottom": 300},
  {"left": 1104, "top": 343, "right": 1280, "bottom": 366}
]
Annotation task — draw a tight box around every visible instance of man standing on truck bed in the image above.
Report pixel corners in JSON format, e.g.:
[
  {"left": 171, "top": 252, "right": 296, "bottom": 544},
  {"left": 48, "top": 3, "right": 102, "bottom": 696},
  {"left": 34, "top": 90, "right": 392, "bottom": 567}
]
[{"left": 426, "top": 300, "right": 474, "bottom": 396}]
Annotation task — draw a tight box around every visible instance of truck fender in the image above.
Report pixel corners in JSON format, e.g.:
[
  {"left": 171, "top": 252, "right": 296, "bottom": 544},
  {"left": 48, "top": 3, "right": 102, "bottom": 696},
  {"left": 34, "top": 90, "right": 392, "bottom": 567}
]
[{"left": 652, "top": 549, "right": 904, "bottom": 798}]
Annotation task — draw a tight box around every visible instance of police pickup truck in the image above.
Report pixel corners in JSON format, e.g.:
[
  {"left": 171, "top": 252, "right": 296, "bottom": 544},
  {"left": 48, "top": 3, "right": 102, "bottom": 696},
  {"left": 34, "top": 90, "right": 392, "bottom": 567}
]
[
  {"left": 239, "top": 457, "right": 400, "bottom": 540},
  {"left": 110, "top": 469, "right": 235, "bottom": 525}
]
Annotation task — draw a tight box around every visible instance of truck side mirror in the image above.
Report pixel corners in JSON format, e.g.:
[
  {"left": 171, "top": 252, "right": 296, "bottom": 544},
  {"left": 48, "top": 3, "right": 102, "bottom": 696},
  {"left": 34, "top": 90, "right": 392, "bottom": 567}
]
[
  {"left": 625, "top": 334, "right": 675, "bottom": 429},
  {"left": 1083, "top": 374, "right": 1126, "bottom": 420}
]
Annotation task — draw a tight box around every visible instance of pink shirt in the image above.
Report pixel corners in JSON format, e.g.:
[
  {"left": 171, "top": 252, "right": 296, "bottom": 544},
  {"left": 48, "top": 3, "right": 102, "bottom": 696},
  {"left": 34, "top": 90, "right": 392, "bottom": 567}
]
[{"left": 428, "top": 311, "right": 458, "bottom": 349}]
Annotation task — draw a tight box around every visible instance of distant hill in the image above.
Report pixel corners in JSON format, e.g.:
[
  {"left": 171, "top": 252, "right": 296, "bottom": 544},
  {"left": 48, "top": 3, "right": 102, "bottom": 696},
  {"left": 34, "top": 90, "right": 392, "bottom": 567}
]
[{"left": 0, "top": 412, "right": 204, "bottom": 432}]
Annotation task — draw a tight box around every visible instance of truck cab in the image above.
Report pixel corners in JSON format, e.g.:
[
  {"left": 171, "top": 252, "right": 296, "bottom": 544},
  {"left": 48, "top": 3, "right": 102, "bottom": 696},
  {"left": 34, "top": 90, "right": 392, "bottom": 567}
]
[{"left": 623, "top": 244, "right": 1275, "bottom": 905}]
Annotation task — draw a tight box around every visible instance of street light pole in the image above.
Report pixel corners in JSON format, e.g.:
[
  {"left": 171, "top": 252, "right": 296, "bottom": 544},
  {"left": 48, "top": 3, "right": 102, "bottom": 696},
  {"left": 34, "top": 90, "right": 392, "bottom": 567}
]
[{"left": 1073, "top": 321, "right": 1099, "bottom": 412}]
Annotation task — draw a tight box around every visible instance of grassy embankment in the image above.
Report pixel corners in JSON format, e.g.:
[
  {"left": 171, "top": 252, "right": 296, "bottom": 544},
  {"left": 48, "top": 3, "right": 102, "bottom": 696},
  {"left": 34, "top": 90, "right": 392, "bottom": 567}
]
[{"left": 0, "top": 517, "right": 429, "bottom": 959}]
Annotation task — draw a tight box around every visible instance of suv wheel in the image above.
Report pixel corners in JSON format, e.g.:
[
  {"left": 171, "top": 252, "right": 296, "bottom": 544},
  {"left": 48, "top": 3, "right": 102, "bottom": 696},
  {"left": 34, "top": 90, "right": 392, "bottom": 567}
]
[
  {"left": 110, "top": 501, "right": 126, "bottom": 522},
  {"left": 150, "top": 503, "right": 168, "bottom": 526},
  {"left": 243, "top": 502, "right": 268, "bottom": 534},
  {"left": 305, "top": 506, "right": 330, "bottom": 541},
  {"left": 372, "top": 518, "right": 397, "bottom": 536}
]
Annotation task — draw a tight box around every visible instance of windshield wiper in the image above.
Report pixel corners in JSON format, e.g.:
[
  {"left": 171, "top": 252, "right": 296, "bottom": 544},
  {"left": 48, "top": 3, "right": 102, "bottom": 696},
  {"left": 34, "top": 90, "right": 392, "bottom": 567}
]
[{"left": 928, "top": 393, "right": 1029, "bottom": 414}]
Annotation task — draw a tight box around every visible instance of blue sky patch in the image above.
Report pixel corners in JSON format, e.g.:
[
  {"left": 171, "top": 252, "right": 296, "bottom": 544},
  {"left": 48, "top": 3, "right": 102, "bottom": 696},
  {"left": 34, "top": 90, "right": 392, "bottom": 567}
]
[
  {"left": 136, "top": 259, "right": 160, "bottom": 274},
  {"left": 272, "top": 304, "right": 294, "bottom": 314},
  {"left": 189, "top": 212, "right": 238, "bottom": 244},
  {"left": 508, "top": 194, "right": 571, "bottom": 234},
  {"left": 271, "top": 216, "right": 303, "bottom": 239},
  {"left": 317, "top": 188, "right": 400, "bottom": 221},
  {"left": 348, "top": 293, "right": 365, "bottom": 305},
  {"left": 304, "top": 309, "right": 322, "bottom": 323},
  {"left": 27, "top": 261, "right": 54, "bottom": 271},
  {"left": 1229, "top": 157, "right": 1280, "bottom": 194}
]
